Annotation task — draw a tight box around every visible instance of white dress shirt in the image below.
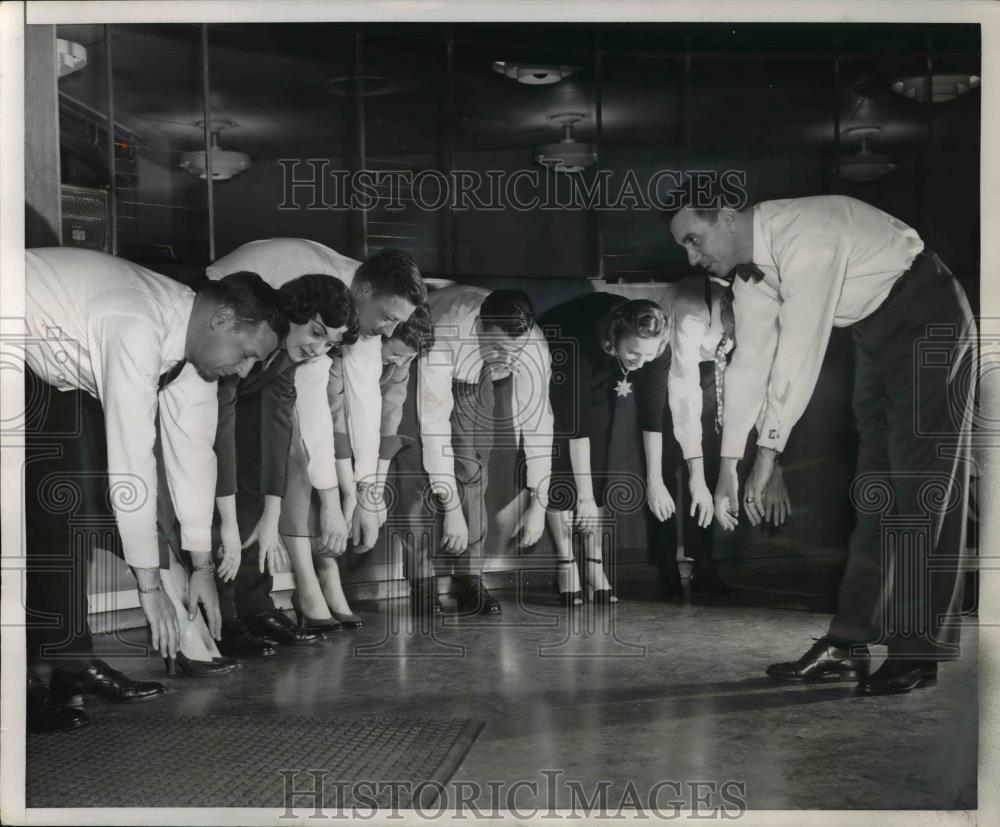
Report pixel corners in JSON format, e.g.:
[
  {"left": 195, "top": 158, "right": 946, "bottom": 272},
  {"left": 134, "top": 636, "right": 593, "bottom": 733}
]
[
  {"left": 723, "top": 195, "right": 924, "bottom": 457},
  {"left": 25, "top": 248, "right": 218, "bottom": 568},
  {"left": 658, "top": 276, "right": 733, "bottom": 459},
  {"left": 206, "top": 238, "right": 383, "bottom": 487},
  {"left": 420, "top": 285, "right": 554, "bottom": 494}
]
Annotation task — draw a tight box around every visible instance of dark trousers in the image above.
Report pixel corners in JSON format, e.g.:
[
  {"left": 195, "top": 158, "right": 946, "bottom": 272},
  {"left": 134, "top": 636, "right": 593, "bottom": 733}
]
[
  {"left": 24, "top": 368, "right": 115, "bottom": 662},
  {"left": 214, "top": 384, "right": 277, "bottom": 620},
  {"left": 393, "top": 366, "right": 495, "bottom": 582},
  {"left": 828, "top": 252, "right": 976, "bottom": 660},
  {"left": 649, "top": 361, "right": 721, "bottom": 575}
]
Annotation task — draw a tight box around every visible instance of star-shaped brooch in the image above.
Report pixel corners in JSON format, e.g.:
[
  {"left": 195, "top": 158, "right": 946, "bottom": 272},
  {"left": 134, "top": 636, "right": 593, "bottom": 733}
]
[{"left": 615, "top": 378, "right": 633, "bottom": 398}]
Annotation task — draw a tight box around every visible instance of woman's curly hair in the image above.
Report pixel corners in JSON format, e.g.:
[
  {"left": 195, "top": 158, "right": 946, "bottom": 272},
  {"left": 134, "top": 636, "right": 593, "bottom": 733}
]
[
  {"left": 391, "top": 303, "right": 435, "bottom": 355},
  {"left": 603, "top": 299, "right": 670, "bottom": 355},
  {"left": 279, "top": 273, "right": 360, "bottom": 346}
]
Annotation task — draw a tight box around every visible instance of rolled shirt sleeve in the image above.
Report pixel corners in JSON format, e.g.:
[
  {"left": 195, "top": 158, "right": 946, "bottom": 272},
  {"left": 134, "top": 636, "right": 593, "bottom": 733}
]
[
  {"left": 755, "top": 233, "right": 849, "bottom": 452},
  {"left": 513, "top": 326, "right": 554, "bottom": 491},
  {"left": 668, "top": 300, "right": 710, "bottom": 459},
  {"left": 294, "top": 354, "right": 340, "bottom": 490},
  {"left": 158, "top": 365, "right": 218, "bottom": 553},
  {"left": 721, "top": 280, "right": 780, "bottom": 458}
]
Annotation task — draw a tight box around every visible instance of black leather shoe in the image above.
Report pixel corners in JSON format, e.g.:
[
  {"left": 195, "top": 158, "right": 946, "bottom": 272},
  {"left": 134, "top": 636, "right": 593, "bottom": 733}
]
[
  {"left": 453, "top": 576, "right": 502, "bottom": 615},
  {"left": 410, "top": 577, "right": 443, "bottom": 617},
  {"left": 28, "top": 676, "right": 90, "bottom": 734},
  {"left": 856, "top": 661, "right": 938, "bottom": 696},
  {"left": 766, "top": 638, "right": 870, "bottom": 682},
  {"left": 689, "top": 567, "right": 738, "bottom": 597},
  {"left": 244, "top": 610, "right": 320, "bottom": 645},
  {"left": 51, "top": 659, "right": 166, "bottom": 703},
  {"left": 164, "top": 651, "right": 238, "bottom": 677},
  {"left": 219, "top": 618, "right": 277, "bottom": 658}
]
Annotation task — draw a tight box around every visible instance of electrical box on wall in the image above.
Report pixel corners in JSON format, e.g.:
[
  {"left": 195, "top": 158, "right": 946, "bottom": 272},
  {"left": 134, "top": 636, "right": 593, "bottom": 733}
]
[{"left": 60, "top": 184, "right": 108, "bottom": 251}]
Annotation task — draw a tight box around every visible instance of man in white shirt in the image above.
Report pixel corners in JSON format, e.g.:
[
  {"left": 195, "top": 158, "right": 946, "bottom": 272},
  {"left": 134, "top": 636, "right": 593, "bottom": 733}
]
[
  {"left": 24, "top": 248, "right": 283, "bottom": 731},
  {"left": 651, "top": 276, "right": 789, "bottom": 600},
  {"left": 667, "top": 193, "right": 976, "bottom": 697},
  {"left": 393, "top": 286, "right": 554, "bottom": 615},
  {"left": 205, "top": 239, "right": 426, "bottom": 626}
]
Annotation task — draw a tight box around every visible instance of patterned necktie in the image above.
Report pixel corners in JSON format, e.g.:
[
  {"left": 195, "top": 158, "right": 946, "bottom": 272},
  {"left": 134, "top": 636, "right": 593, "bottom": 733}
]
[
  {"left": 714, "top": 287, "right": 735, "bottom": 434},
  {"left": 158, "top": 358, "right": 187, "bottom": 391}
]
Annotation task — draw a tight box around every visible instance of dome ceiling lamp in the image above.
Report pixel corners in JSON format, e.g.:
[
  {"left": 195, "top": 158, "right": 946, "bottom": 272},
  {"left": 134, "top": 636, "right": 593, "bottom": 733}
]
[
  {"left": 890, "top": 73, "right": 980, "bottom": 104},
  {"left": 836, "top": 125, "right": 896, "bottom": 184},
  {"left": 56, "top": 38, "right": 87, "bottom": 77},
  {"left": 534, "top": 112, "right": 598, "bottom": 174},
  {"left": 180, "top": 119, "right": 250, "bottom": 181},
  {"left": 492, "top": 61, "right": 579, "bottom": 86}
]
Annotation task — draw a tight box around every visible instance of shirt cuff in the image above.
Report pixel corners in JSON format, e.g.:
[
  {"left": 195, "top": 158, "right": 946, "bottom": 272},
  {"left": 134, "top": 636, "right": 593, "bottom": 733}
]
[
  {"left": 179, "top": 523, "right": 212, "bottom": 554},
  {"left": 122, "top": 544, "right": 160, "bottom": 569},
  {"left": 756, "top": 411, "right": 789, "bottom": 452},
  {"left": 756, "top": 431, "right": 789, "bottom": 452},
  {"left": 721, "top": 430, "right": 752, "bottom": 459},
  {"left": 678, "top": 433, "right": 704, "bottom": 460}
]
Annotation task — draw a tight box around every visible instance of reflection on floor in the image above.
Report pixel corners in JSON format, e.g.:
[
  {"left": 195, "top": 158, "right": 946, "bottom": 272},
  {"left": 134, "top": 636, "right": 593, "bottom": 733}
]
[{"left": 59, "top": 579, "right": 978, "bottom": 812}]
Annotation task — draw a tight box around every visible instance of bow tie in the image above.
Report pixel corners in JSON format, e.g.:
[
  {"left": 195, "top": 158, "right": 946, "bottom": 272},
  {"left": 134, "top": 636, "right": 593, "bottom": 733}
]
[{"left": 727, "top": 262, "right": 766, "bottom": 283}]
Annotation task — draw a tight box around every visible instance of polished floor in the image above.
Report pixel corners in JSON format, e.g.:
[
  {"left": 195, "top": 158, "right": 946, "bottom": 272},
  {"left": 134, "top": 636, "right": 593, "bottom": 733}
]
[{"left": 56, "top": 576, "right": 978, "bottom": 812}]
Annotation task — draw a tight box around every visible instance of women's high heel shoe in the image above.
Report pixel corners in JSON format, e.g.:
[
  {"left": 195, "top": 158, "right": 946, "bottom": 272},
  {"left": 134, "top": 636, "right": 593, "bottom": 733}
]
[
  {"left": 553, "top": 559, "right": 583, "bottom": 607},
  {"left": 331, "top": 610, "right": 364, "bottom": 630},
  {"left": 163, "top": 651, "right": 238, "bottom": 677},
  {"left": 291, "top": 591, "right": 342, "bottom": 635},
  {"left": 584, "top": 557, "right": 618, "bottom": 605}
]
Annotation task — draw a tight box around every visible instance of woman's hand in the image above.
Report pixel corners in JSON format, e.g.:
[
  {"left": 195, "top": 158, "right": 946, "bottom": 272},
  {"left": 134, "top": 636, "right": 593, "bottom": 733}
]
[
  {"left": 318, "top": 493, "right": 350, "bottom": 557},
  {"left": 574, "top": 498, "right": 600, "bottom": 534},
  {"left": 646, "top": 477, "right": 676, "bottom": 522},
  {"left": 244, "top": 510, "right": 289, "bottom": 574}
]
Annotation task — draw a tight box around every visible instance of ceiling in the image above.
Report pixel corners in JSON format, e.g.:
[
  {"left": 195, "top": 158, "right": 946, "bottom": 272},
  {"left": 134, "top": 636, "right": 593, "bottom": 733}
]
[{"left": 54, "top": 22, "right": 980, "bottom": 167}]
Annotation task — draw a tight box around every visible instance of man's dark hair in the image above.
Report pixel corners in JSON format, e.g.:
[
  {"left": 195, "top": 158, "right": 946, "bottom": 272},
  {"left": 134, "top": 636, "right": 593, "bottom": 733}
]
[
  {"left": 391, "top": 303, "right": 435, "bottom": 355},
  {"left": 479, "top": 289, "right": 535, "bottom": 338},
  {"left": 280, "top": 274, "right": 360, "bottom": 346},
  {"left": 199, "top": 271, "right": 289, "bottom": 339},
  {"left": 354, "top": 248, "right": 427, "bottom": 307}
]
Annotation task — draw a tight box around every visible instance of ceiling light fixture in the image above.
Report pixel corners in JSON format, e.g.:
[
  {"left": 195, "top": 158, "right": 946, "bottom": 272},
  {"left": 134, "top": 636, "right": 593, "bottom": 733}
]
[
  {"left": 56, "top": 39, "right": 87, "bottom": 77},
  {"left": 534, "top": 112, "right": 597, "bottom": 174},
  {"left": 180, "top": 120, "right": 250, "bottom": 181},
  {"left": 493, "top": 61, "right": 579, "bottom": 86},
  {"left": 836, "top": 125, "right": 896, "bottom": 184},
  {"left": 890, "top": 73, "right": 980, "bottom": 103}
]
